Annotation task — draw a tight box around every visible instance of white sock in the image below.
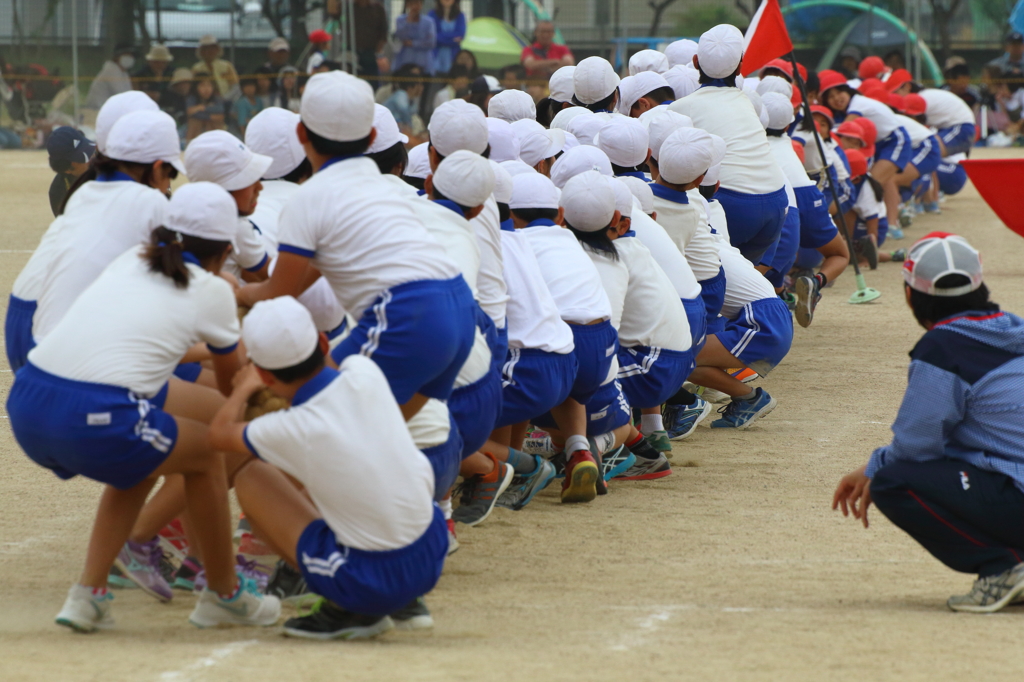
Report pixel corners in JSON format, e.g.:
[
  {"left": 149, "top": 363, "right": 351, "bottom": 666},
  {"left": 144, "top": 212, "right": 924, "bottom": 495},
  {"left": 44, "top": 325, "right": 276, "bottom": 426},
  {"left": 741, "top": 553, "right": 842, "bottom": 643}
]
[
  {"left": 565, "top": 434, "right": 589, "bottom": 455},
  {"left": 592, "top": 431, "right": 615, "bottom": 456},
  {"left": 439, "top": 497, "right": 453, "bottom": 519},
  {"left": 640, "top": 414, "right": 664, "bottom": 435}
]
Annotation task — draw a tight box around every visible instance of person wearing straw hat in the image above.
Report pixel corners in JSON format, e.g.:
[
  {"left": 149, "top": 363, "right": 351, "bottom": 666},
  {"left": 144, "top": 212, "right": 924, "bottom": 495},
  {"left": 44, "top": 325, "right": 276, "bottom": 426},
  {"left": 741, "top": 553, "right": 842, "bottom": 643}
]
[
  {"left": 135, "top": 43, "right": 175, "bottom": 103},
  {"left": 192, "top": 34, "right": 239, "bottom": 101}
]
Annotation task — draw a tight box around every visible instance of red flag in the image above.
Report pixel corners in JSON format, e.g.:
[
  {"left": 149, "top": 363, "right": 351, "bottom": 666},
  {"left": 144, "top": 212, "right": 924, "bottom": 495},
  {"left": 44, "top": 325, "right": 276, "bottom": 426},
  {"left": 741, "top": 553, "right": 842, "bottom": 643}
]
[{"left": 741, "top": 0, "right": 794, "bottom": 77}]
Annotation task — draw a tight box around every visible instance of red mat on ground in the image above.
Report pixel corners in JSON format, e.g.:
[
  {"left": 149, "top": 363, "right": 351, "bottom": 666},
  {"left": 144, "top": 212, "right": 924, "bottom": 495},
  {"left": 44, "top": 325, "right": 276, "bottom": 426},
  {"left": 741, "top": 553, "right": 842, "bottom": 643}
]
[{"left": 960, "top": 159, "right": 1024, "bottom": 239}]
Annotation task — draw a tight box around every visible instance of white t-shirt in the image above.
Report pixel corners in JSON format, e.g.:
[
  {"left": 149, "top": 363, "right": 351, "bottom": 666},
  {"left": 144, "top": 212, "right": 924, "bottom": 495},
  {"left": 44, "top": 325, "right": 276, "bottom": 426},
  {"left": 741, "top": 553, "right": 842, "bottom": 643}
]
[
  {"left": 405, "top": 397, "right": 451, "bottom": 450},
  {"left": 470, "top": 197, "right": 509, "bottom": 329},
  {"left": 895, "top": 113, "right": 934, "bottom": 146},
  {"left": 519, "top": 222, "right": 612, "bottom": 325},
  {"left": 13, "top": 211, "right": 77, "bottom": 302},
  {"left": 629, "top": 204, "right": 703, "bottom": 300},
  {"left": 651, "top": 189, "right": 722, "bottom": 281},
  {"left": 847, "top": 94, "right": 901, "bottom": 140},
  {"left": 852, "top": 180, "right": 884, "bottom": 223},
  {"left": 767, "top": 134, "right": 816, "bottom": 189},
  {"left": 247, "top": 179, "right": 299, "bottom": 256},
  {"left": 32, "top": 180, "right": 168, "bottom": 342},
  {"left": 920, "top": 88, "right": 975, "bottom": 128},
  {"left": 223, "top": 216, "right": 269, "bottom": 279},
  {"left": 668, "top": 87, "right": 786, "bottom": 195},
  {"left": 704, "top": 198, "right": 731, "bottom": 244},
  {"left": 615, "top": 235, "right": 691, "bottom": 350},
  {"left": 245, "top": 355, "right": 436, "bottom": 551},
  {"left": 716, "top": 238, "right": 777, "bottom": 320},
  {"left": 29, "top": 246, "right": 239, "bottom": 397},
  {"left": 500, "top": 230, "right": 574, "bottom": 354},
  {"left": 587, "top": 250, "right": 629, "bottom": 330},
  {"left": 275, "top": 156, "right": 460, "bottom": 321}
]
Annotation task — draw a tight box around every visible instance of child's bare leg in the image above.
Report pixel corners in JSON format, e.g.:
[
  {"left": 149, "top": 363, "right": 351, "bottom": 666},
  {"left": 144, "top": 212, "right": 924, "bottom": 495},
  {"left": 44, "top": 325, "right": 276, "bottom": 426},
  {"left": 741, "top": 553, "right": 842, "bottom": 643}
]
[
  {"left": 234, "top": 460, "right": 319, "bottom": 568},
  {"left": 80, "top": 481, "right": 158, "bottom": 588}
]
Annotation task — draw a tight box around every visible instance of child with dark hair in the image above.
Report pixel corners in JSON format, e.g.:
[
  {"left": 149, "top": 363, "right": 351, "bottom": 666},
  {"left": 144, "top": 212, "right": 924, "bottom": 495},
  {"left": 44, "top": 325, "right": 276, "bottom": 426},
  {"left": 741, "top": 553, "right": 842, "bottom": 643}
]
[
  {"left": 45, "top": 126, "right": 95, "bottom": 216},
  {"left": 185, "top": 72, "right": 226, "bottom": 141},
  {"left": 233, "top": 75, "right": 264, "bottom": 135}
]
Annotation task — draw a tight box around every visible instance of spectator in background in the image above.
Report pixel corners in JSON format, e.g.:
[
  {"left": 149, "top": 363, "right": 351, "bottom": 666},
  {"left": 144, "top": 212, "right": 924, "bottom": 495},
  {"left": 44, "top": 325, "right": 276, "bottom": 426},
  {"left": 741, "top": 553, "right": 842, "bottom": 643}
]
[
  {"left": 185, "top": 72, "right": 226, "bottom": 141},
  {"left": 454, "top": 48, "right": 479, "bottom": 78},
  {"left": 306, "top": 30, "right": 331, "bottom": 73},
  {"left": 162, "top": 68, "right": 193, "bottom": 135},
  {"left": 192, "top": 34, "right": 239, "bottom": 101},
  {"left": 429, "top": 0, "right": 466, "bottom": 76},
  {"left": 499, "top": 64, "right": 525, "bottom": 91},
  {"left": 433, "top": 63, "right": 472, "bottom": 110},
  {"left": 394, "top": 0, "right": 436, "bottom": 75},
  {"left": 942, "top": 57, "right": 981, "bottom": 110},
  {"left": 233, "top": 75, "right": 264, "bottom": 136},
  {"left": 261, "top": 37, "right": 291, "bottom": 97},
  {"left": 46, "top": 126, "right": 94, "bottom": 216},
  {"left": 385, "top": 63, "right": 425, "bottom": 134},
  {"left": 354, "top": 0, "right": 390, "bottom": 79},
  {"left": 520, "top": 21, "right": 574, "bottom": 79},
  {"left": 274, "top": 66, "right": 302, "bottom": 112},
  {"left": 134, "top": 44, "right": 174, "bottom": 103},
  {"left": 466, "top": 73, "right": 501, "bottom": 113},
  {"left": 980, "top": 65, "right": 1022, "bottom": 143},
  {"left": 884, "top": 49, "right": 905, "bottom": 71},
  {"left": 987, "top": 31, "right": 1024, "bottom": 78},
  {"left": 254, "top": 65, "right": 276, "bottom": 107},
  {"left": 85, "top": 44, "right": 135, "bottom": 110},
  {"left": 836, "top": 45, "right": 862, "bottom": 79}
]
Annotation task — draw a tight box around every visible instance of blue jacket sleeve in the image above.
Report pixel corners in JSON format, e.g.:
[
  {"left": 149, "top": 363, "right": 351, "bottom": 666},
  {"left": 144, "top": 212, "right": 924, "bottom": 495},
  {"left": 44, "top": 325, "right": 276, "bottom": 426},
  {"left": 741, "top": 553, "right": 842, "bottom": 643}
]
[{"left": 410, "top": 19, "right": 436, "bottom": 49}]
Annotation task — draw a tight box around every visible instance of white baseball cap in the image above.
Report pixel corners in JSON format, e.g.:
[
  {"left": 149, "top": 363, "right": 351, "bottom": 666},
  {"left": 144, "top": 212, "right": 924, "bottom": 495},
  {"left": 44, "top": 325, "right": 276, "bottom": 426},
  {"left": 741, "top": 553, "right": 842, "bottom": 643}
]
[
  {"left": 641, "top": 109, "right": 693, "bottom": 160},
  {"left": 617, "top": 72, "right": 672, "bottom": 115},
  {"left": 510, "top": 172, "right": 560, "bottom": 210},
  {"left": 184, "top": 130, "right": 273, "bottom": 191},
  {"left": 367, "top": 103, "right": 409, "bottom": 154},
  {"left": 550, "top": 106, "right": 593, "bottom": 131},
  {"left": 566, "top": 113, "right": 608, "bottom": 146},
  {"left": 573, "top": 56, "right": 621, "bottom": 105},
  {"left": 664, "top": 39, "right": 699, "bottom": 69},
  {"left": 560, "top": 171, "right": 615, "bottom": 231},
  {"left": 595, "top": 118, "right": 650, "bottom": 168},
  {"left": 165, "top": 181, "right": 238, "bottom": 242},
  {"left": 663, "top": 65, "right": 701, "bottom": 100},
  {"left": 697, "top": 24, "right": 744, "bottom": 79},
  {"left": 95, "top": 91, "right": 160, "bottom": 154},
  {"left": 487, "top": 89, "right": 537, "bottom": 123},
  {"left": 433, "top": 150, "right": 495, "bottom": 208},
  {"left": 105, "top": 110, "right": 185, "bottom": 174},
  {"left": 490, "top": 160, "right": 514, "bottom": 204},
  {"left": 629, "top": 49, "right": 669, "bottom": 75},
  {"left": 762, "top": 92, "right": 794, "bottom": 131},
  {"left": 550, "top": 145, "right": 613, "bottom": 189},
  {"left": 512, "top": 119, "right": 563, "bottom": 167},
  {"left": 243, "top": 296, "right": 320, "bottom": 370},
  {"left": 562, "top": 131, "right": 580, "bottom": 154},
  {"left": 549, "top": 66, "right": 576, "bottom": 103},
  {"left": 701, "top": 133, "right": 727, "bottom": 186},
  {"left": 500, "top": 159, "right": 539, "bottom": 178},
  {"left": 609, "top": 175, "right": 635, "bottom": 218},
  {"left": 486, "top": 118, "right": 521, "bottom": 163},
  {"left": 245, "top": 107, "right": 306, "bottom": 180},
  {"left": 757, "top": 75, "right": 793, "bottom": 99},
  {"left": 658, "top": 127, "right": 715, "bottom": 185},
  {"left": 300, "top": 71, "right": 375, "bottom": 142},
  {"left": 405, "top": 142, "right": 431, "bottom": 179},
  {"left": 618, "top": 176, "right": 654, "bottom": 213},
  {"left": 429, "top": 98, "right": 489, "bottom": 156},
  {"left": 903, "top": 232, "right": 984, "bottom": 296}
]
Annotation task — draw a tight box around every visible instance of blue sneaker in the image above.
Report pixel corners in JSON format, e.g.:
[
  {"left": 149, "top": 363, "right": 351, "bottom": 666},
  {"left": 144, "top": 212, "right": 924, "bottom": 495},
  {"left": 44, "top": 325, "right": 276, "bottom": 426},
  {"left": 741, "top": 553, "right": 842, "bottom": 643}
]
[
  {"left": 496, "top": 456, "right": 557, "bottom": 511},
  {"left": 663, "top": 398, "right": 713, "bottom": 440},
  {"left": 598, "top": 446, "right": 636, "bottom": 481},
  {"left": 888, "top": 226, "right": 905, "bottom": 240},
  {"left": 922, "top": 201, "right": 941, "bottom": 214},
  {"left": 710, "top": 388, "right": 778, "bottom": 430}
]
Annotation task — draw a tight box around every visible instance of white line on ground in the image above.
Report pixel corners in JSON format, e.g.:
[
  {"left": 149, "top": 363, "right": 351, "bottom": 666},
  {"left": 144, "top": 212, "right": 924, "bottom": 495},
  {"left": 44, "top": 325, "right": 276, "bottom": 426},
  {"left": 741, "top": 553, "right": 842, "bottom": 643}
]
[
  {"left": 0, "top": 535, "right": 56, "bottom": 555},
  {"left": 158, "top": 640, "right": 259, "bottom": 682},
  {"left": 0, "top": 250, "right": 35, "bottom": 253}
]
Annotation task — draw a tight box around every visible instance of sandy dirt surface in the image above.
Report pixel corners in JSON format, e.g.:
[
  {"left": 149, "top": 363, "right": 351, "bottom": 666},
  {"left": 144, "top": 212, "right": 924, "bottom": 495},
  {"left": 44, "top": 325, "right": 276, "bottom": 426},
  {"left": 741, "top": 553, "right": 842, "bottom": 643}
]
[{"left": 2, "top": 148, "right": 1024, "bottom": 682}]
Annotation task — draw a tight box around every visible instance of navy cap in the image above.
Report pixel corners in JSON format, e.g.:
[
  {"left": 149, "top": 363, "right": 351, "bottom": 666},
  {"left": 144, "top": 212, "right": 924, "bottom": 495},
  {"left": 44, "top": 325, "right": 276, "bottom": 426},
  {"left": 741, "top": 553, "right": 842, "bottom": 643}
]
[
  {"left": 1007, "top": 31, "right": 1024, "bottom": 43},
  {"left": 47, "top": 126, "right": 96, "bottom": 165}
]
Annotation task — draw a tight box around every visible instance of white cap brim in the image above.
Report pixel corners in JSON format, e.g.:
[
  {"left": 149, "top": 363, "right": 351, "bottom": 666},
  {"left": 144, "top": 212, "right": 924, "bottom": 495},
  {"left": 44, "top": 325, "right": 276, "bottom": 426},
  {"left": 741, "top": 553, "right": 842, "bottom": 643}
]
[{"left": 222, "top": 152, "right": 274, "bottom": 191}]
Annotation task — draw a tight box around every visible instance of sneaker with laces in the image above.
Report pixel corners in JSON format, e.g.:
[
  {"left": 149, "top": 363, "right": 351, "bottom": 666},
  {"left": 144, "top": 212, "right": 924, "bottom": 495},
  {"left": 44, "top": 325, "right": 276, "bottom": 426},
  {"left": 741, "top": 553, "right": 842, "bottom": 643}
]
[
  {"left": 922, "top": 200, "right": 941, "bottom": 214},
  {"left": 446, "top": 519, "right": 459, "bottom": 555},
  {"left": 888, "top": 226, "right": 905, "bottom": 240},
  {"left": 663, "top": 398, "right": 713, "bottom": 440},
  {"left": 55, "top": 584, "right": 115, "bottom": 633},
  {"left": 644, "top": 430, "right": 672, "bottom": 453},
  {"left": 496, "top": 456, "right": 557, "bottom": 511},
  {"left": 794, "top": 275, "right": 821, "bottom": 328},
  {"left": 615, "top": 453, "right": 672, "bottom": 480},
  {"left": 236, "top": 555, "right": 270, "bottom": 592},
  {"left": 172, "top": 557, "right": 202, "bottom": 591},
  {"left": 890, "top": 248, "right": 907, "bottom": 262},
  {"left": 114, "top": 538, "right": 173, "bottom": 602},
  {"left": 729, "top": 367, "right": 759, "bottom": 383},
  {"left": 561, "top": 450, "right": 599, "bottom": 503},
  {"left": 899, "top": 205, "right": 914, "bottom": 227},
  {"left": 390, "top": 597, "right": 434, "bottom": 630},
  {"left": 265, "top": 559, "right": 307, "bottom": 602},
  {"left": 158, "top": 519, "right": 189, "bottom": 563},
  {"left": 947, "top": 563, "right": 1024, "bottom": 613},
  {"left": 856, "top": 236, "right": 878, "bottom": 270},
  {"left": 283, "top": 598, "right": 394, "bottom": 640},
  {"left": 599, "top": 445, "right": 636, "bottom": 481},
  {"left": 592, "top": 449, "right": 608, "bottom": 496},
  {"left": 189, "top": 575, "right": 281, "bottom": 628},
  {"left": 711, "top": 388, "right": 778, "bottom": 429},
  {"left": 451, "top": 456, "right": 514, "bottom": 526},
  {"left": 107, "top": 565, "right": 138, "bottom": 590}
]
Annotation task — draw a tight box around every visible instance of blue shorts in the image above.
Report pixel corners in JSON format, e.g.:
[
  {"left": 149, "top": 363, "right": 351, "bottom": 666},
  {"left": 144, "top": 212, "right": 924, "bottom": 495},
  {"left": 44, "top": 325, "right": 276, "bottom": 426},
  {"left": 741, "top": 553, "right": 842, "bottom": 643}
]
[
  {"left": 794, "top": 246, "right": 824, "bottom": 270},
  {"left": 853, "top": 216, "right": 888, "bottom": 247},
  {"left": 937, "top": 161, "right": 968, "bottom": 195},
  {"left": 326, "top": 317, "right": 349, "bottom": 341},
  {"left": 497, "top": 348, "right": 576, "bottom": 428},
  {"left": 715, "top": 186, "right": 789, "bottom": 264},
  {"left": 5, "top": 294, "right": 36, "bottom": 373},
  {"left": 421, "top": 412, "right": 463, "bottom": 501},
  {"left": 567, "top": 320, "right": 618, "bottom": 405},
  {"left": 449, "top": 365, "right": 502, "bottom": 457},
  {"left": 331, "top": 276, "right": 476, "bottom": 404},
  {"left": 715, "top": 297, "right": 793, "bottom": 376},
  {"left": 874, "top": 127, "right": 913, "bottom": 171},
  {"left": 795, "top": 185, "right": 839, "bottom": 249},
  {"left": 296, "top": 505, "right": 448, "bottom": 616},
  {"left": 493, "top": 324, "right": 509, "bottom": 376},
  {"left": 584, "top": 380, "right": 633, "bottom": 436},
  {"left": 764, "top": 206, "right": 801, "bottom": 289},
  {"left": 7, "top": 363, "right": 176, "bottom": 490},
  {"left": 698, "top": 267, "right": 726, "bottom": 329},
  {"left": 172, "top": 362, "right": 202, "bottom": 383},
  {"left": 617, "top": 346, "right": 695, "bottom": 409},
  {"left": 938, "top": 123, "right": 975, "bottom": 157},
  {"left": 681, "top": 296, "right": 706, "bottom": 354},
  {"left": 908, "top": 135, "right": 942, "bottom": 176}
]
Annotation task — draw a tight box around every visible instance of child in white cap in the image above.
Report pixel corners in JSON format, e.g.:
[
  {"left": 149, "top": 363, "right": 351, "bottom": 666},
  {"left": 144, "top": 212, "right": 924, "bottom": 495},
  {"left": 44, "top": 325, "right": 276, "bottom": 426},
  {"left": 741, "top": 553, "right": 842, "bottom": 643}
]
[
  {"left": 238, "top": 72, "right": 476, "bottom": 423},
  {"left": 8, "top": 183, "right": 280, "bottom": 632},
  {"left": 573, "top": 56, "right": 622, "bottom": 116},
  {"left": 629, "top": 49, "right": 669, "bottom": 75},
  {"left": 208, "top": 296, "right": 447, "bottom": 639},
  {"left": 669, "top": 24, "right": 789, "bottom": 265},
  {"left": 512, "top": 118, "right": 564, "bottom": 176},
  {"left": 596, "top": 117, "right": 651, "bottom": 178},
  {"left": 618, "top": 72, "right": 676, "bottom": 117},
  {"left": 664, "top": 39, "right": 699, "bottom": 69},
  {"left": 488, "top": 89, "right": 537, "bottom": 123}
]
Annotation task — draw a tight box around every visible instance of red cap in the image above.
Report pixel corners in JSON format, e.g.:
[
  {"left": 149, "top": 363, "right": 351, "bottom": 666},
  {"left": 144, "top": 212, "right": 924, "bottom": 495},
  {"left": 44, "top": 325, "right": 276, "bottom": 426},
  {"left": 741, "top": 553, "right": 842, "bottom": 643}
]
[
  {"left": 792, "top": 139, "right": 806, "bottom": 163},
  {"left": 852, "top": 116, "right": 877, "bottom": 146},
  {"left": 810, "top": 104, "right": 834, "bottom": 124},
  {"left": 858, "top": 56, "right": 887, "bottom": 80},
  {"left": 791, "top": 86, "right": 803, "bottom": 108},
  {"left": 857, "top": 77, "right": 882, "bottom": 93},
  {"left": 888, "top": 93, "right": 906, "bottom": 111},
  {"left": 845, "top": 148, "right": 868, "bottom": 178},
  {"left": 835, "top": 120, "right": 865, "bottom": 143},
  {"left": 860, "top": 79, "right": 890, "bottom": 103},
  {"left": 885, "top": 68, "right": 913, "bottom": 92},
  {"left": 308, "top": 29, "right": 331, "bottom": 44},
  {"left": 903, "top": 93, "right": 927, "bottom": 116},
  {"left": 817, "top": 69, "right": 847, "bottom": 94},
  {"left": 762, "top": 59, "right": 794, "bottom": 81}
]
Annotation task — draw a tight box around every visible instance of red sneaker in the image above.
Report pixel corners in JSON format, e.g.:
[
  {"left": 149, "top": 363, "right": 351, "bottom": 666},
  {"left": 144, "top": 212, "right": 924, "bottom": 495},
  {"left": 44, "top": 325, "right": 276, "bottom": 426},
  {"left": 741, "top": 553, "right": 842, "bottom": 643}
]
[
  {"left": 561, "top": 450, "right": 599, "bottom": 503},
  {"left": 446, "top": 519, "right": 459, "bottom": 555}
]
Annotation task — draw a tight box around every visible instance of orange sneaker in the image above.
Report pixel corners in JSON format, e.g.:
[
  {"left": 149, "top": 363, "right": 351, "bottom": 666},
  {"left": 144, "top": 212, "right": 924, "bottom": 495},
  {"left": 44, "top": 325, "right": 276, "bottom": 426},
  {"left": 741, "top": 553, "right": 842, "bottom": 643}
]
[
  {"left": 729, "top": 367, "right": 759, "bottom": 383},
  {"left": 561, "top": 450, "right": 599, "bottom": 503}
]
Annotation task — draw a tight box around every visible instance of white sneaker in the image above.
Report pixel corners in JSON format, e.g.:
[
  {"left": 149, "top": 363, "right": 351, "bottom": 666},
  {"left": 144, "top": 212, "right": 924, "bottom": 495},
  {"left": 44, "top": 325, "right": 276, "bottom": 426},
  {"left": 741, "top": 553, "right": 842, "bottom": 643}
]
[
  {"left": 188, "top": 575, "right": 281, "bottom": 628},
  {"left": 55, "top": 584, "right": 115, "bottom": 633}
]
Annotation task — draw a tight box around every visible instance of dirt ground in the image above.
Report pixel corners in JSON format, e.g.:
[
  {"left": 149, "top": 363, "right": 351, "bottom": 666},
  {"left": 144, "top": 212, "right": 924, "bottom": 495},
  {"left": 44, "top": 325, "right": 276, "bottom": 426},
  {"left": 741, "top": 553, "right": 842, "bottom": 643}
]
[{"left": 2, "top": 147, "right": 1024, "bottom": 682}]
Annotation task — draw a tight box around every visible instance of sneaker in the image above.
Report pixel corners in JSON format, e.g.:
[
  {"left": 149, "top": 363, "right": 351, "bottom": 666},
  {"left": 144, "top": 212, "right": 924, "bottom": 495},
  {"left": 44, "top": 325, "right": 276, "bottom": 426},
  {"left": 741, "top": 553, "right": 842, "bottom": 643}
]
[
  {"left": 233, "top": 515, "right": 251, "bottom": 542},
  {"left": 114, "top": 538, "right": 173, "bottom": 602},
  {"left": 794, "top": 275, "right": 821, "bottom": 329},
  {"left": 390, "top": 597, "right": 434, "bottom": 630},
  {"left": 710, "top": 388, "right": 778, "bottom": 430},
  {"left": 452, "top": 456, "right": 514, "bottom": 526},
  {"left": 780, "top": 291, "right": 798, "bottom": 312},
  {"left": 890, "top": 248, "right": 907, "bottom": 263},
  {"left": 189, "top": 575, "right": 281, "bottom": 628},
  {"left": 856, "top": 235, "right": 878, "bottom": 269},
  {"left": 644, "top": 430, "right": 672, "bottom": 453},
  {"left": 561, "top": 450, "right": 599, "bottom": 503},
  {"left": 496, "top": 456, "right": 557, "bottom": 511},
  {"left": 55, "top": 584, "right": 115, "bottom": 633},
  {"left": 157, "top": 519, "right": 189, "bottom": 563},
  {"left": 173, "top": 557, "right": 202, "bottom": 591},
  {"left": 922, "top": 200, "right": 941, "bottom": 214},
  {"left": 663, "top": 399, "right": 713, "bottom": 440},
  {"left": 591, "top": 449, "right": 608, "bottom": 496},
  {"left": 599, "top": 445, "right": 636, "bottom": 481},
  {"left": 236, "top": 555, "right": 270, "bottom": 592},
  {"left": 615, "top": 453, "right": 672, "bottom": 481},
  {"left": 899, "top": 205, "right": 914, "bottom": 227},
  {"left": 729, "top": 367, "right": 759, "bottom": 383},
  {"left": 888, "top": 226, "right": 905, "bottom": 240},
  {"left": 551, "top": 450, "right": 567, "bottom": 478},
  {"left": 107, "top": 565, "right": 138, "bottom": 590},
  {"left": 947, "top": 563, "right": 1024, "bottom": 613},
  {"left": 265, "top": 559, "right": 308, "bottom": 602},
  {"left": 446, "top": 519, "right": 459, "bottom": 555},
  {"left": 522, "top": 429, "right": 555, "bottom": 456},
  {"left": 283, "top": 598, "right": 393, "bottom": 640}
]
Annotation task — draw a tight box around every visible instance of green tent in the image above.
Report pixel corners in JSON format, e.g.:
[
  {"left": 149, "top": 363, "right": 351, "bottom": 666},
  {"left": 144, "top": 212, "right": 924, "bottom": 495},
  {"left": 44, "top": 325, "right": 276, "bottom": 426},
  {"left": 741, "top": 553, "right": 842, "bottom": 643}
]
[{"left": 461, "top": 18, "right": 529, "bottom": 70}]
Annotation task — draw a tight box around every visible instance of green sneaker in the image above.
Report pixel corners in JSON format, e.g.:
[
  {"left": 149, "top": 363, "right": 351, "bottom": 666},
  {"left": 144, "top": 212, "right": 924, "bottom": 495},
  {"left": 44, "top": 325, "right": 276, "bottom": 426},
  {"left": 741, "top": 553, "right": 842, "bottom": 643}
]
[{"left": 644, "top": 430, "right": 672, "bottom": 453}]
